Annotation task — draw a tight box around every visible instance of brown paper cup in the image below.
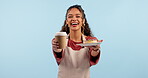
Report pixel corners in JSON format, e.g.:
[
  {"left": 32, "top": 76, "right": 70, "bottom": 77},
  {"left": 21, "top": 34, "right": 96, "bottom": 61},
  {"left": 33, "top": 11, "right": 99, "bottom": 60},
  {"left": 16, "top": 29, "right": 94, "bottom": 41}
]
[{"left": 55, "top": 32, "right": 67, "bottom": 49}]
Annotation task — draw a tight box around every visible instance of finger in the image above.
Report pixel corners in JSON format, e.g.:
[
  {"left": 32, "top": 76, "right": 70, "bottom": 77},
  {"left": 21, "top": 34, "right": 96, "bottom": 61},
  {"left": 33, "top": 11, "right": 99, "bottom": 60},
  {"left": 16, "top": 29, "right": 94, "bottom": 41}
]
[
  {"left": 91, "top": 46, "right": 100, "bottom": 50},
  {"left": 95, "top": 45, "right": 100, "bottom": 48},
  {"left": 56, "top": 42, "right": 59, "bottom": 45},
  {"left": 53, "top": 39, "right": 58, "bottom": 43},
  {"left": 53, "top": 46, "right": 59, "bottom": 50},
  {"left": 52, "top": 43, "right": 59, "bottom": 47},
  {"left": 52, "top": 42, "right": 57, "bottom": 45},
  {"left": 54, "top": 40, "right": 58, "bottom": 43},
  {"left": 52, "top": 41, "right": 59, "bottom": 46},
  {"left": 52, "top": 45, "right": 57, "bottom": 49},
  {"left": 52, "top": 40, "right": 57, "bottom": 44},
  {"left": 90, "top": 47, "right": 96, "bottom": 49},
  {"left": 97, "top": 44, "right": 101, "bottom": 47}
]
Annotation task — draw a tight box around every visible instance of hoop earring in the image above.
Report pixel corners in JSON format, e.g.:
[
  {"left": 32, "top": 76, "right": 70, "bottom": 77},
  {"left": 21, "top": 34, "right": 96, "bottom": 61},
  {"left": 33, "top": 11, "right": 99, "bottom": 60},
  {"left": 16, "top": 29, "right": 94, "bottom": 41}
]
[
  {"left": 83, "top": 23, "right": 85, "bottom": 26},
  {"left": 65, "top": 24, "right": 68, "bottom": 27}
]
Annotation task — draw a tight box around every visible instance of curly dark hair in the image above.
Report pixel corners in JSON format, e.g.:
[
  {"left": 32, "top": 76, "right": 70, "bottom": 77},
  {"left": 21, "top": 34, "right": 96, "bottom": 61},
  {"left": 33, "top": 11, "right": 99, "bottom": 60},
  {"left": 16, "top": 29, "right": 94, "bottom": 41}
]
[{"left": 60, "top": 5, "right": 93, "bottom": 37}]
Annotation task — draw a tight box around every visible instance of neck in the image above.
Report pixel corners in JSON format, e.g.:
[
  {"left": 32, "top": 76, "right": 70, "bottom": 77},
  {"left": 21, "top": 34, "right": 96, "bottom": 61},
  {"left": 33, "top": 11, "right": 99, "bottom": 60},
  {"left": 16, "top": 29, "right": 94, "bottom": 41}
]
[{"left": 69, "top": 30, "right": 82, "bottom": 42}]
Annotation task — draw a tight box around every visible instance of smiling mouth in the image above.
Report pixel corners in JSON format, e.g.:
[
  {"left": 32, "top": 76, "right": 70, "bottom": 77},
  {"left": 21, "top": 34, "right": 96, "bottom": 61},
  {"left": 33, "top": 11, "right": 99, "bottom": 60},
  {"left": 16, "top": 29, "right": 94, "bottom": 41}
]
[{"left": 71, "top": 23, "right": 79, "bottom": 27}]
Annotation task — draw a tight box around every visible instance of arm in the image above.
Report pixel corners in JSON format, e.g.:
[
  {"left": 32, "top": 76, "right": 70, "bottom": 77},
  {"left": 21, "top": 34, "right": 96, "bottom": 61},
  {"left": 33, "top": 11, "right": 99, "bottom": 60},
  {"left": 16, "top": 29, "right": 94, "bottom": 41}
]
[
  {"left": 85, "top": 36, "right": 102, "bottom": 66},
  {"left": 52, "top": 38, "right": 64, "bottom": 65},
  {"left": 89, "top": 47, "right": 101, "bottom": 66}
]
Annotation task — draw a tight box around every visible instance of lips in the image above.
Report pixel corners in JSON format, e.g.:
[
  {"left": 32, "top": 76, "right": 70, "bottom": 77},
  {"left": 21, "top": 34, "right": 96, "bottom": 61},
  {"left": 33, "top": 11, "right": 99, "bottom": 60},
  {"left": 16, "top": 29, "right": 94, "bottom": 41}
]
[{"left": 71, "top": 22, "right": 79, "bottom": 27}]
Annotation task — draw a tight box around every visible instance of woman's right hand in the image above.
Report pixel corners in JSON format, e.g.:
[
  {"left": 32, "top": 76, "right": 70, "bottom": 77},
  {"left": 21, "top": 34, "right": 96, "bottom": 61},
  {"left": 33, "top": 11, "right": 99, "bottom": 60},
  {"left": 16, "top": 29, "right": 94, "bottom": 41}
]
[{"left": 52, "top": 39, "right": 62, "bottom": 52}]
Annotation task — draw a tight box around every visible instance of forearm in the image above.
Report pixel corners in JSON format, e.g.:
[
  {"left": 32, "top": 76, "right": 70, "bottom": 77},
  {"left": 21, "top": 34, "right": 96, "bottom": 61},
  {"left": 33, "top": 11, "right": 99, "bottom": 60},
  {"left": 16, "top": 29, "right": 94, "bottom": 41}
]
[
  {"left": 89, "top": 49, "right": 101, "bottom": 66},
  {"left": 53, "top": 49, "right": 63, "bottom": 58},
  {"left": 53, "top": 49, "right": 64, "bottom": 65}
]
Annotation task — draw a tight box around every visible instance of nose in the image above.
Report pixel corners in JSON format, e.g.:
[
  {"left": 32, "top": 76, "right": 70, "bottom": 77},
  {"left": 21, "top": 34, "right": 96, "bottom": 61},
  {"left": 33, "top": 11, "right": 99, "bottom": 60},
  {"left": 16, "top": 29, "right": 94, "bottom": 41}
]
[{"left": 71, "top": 16, "right": 77, "bottom": 21}]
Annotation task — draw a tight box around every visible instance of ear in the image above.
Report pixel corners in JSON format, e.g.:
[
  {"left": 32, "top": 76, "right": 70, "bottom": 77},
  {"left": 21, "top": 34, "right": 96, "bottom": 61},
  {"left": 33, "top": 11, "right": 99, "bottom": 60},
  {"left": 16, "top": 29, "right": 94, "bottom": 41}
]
[
  {"left": 83, "top": 19, "right": 85, "bottom": 24},
  {"left": 66, "top": 20, "right": 68, "bottom": 24},
  {"left": 66, "top": 20, "right": 69, "bottom": 27}
]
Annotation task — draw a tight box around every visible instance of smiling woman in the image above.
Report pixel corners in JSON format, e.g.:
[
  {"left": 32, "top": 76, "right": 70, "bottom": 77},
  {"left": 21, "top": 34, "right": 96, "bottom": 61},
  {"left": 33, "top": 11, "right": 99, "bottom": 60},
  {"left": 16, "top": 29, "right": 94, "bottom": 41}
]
[
  {"left": 52, "top": 5, "right": 102, "bottom": 78},
  {"left": 67, "top": 8, "right": 83, "bottom": 28},
  {"left": 61, "top": 5, "right": 93, "bottom": 37}
]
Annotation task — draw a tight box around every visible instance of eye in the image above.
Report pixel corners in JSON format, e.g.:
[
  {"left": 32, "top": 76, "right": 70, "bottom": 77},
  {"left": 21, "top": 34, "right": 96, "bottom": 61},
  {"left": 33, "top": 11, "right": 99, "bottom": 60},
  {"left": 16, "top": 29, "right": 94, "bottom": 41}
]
[
  {"left": 76, "top": 16, "right": 81, "bottom": 18},
  {"left": 68, "top": 16, "right": 73, "bottom": 18}
]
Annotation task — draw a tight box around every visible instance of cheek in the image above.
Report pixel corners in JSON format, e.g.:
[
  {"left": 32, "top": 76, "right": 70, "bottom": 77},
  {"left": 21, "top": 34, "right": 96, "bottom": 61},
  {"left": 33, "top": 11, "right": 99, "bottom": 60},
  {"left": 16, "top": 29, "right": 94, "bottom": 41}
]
[
  {"left": 79, "top": 19, "right": 83, "bottom": 23},
  {"left": 79, "top": 20, "right": 83, "bottom": 25},
  {"left": 66, "top": 20, "right": 70, "bottom": 24},
  {"left": 67, "top": 19, "right": 71, "bottom": 23}
]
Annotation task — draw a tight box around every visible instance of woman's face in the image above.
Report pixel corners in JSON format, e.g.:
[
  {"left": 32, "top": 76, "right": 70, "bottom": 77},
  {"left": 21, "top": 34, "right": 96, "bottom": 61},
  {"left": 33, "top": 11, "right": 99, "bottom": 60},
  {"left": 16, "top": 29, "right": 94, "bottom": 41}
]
[{"left": 66, "top": 8, "right": 84, "bottom": 32}]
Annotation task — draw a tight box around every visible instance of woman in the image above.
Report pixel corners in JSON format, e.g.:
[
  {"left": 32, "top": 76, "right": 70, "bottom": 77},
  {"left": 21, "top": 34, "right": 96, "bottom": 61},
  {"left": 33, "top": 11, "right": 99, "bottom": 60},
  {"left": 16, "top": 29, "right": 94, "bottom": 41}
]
[{"left": 52, "top": 5, "right": 102, "bottom": 78}]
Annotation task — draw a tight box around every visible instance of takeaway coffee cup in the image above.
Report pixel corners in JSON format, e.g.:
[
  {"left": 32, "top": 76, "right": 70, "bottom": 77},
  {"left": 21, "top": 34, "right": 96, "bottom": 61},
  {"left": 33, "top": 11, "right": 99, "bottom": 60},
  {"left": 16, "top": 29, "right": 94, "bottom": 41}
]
[{"left": 55, "top": 32, "right": 67, "bottom": 49}]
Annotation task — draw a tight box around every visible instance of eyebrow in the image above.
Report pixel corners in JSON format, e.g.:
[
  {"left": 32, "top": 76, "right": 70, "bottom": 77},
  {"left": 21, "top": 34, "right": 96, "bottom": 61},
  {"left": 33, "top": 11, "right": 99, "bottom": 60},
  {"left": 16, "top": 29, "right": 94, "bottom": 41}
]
[
  {"left": 76, "top": 14, "right": 81, "bottom": 15},
  {"left": 68, "top": 14, "right": 81, "bottom": 16}
]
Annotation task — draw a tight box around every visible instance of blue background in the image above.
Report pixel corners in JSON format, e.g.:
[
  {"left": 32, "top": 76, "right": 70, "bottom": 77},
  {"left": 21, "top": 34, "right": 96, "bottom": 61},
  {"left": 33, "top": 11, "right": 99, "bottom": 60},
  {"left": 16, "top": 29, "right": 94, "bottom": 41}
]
[{"left": 0, "top": 0, "right": 148, "bottom": 78}]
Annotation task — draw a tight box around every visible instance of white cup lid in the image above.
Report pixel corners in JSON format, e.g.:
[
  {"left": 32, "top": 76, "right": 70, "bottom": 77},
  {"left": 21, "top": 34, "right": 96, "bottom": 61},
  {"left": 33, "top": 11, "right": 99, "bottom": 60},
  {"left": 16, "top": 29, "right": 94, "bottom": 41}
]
[{"left": 55, "top": 32, "right": 67, "bottom": 36}]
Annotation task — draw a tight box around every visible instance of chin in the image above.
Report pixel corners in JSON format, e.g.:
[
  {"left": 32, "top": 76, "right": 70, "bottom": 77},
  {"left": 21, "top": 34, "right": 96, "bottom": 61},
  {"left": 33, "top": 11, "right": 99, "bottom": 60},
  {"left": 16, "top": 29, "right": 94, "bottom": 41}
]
[{"left": 70, "top": 28, "right": 81, "bottom": 31}]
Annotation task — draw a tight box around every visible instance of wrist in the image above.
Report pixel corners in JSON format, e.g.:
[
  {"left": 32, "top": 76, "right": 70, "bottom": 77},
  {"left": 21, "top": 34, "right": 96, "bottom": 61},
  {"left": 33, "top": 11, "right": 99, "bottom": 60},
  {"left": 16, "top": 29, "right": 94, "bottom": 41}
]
[{"left": 54, "top": 49, "right": 63, "bottom": 53}]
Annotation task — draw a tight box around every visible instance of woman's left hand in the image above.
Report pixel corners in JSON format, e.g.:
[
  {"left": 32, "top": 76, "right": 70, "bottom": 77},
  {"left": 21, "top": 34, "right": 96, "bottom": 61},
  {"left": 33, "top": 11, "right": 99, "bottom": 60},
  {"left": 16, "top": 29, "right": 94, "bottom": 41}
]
[{"left": 86, "top": 44, "right": 100, "bottom": 56}]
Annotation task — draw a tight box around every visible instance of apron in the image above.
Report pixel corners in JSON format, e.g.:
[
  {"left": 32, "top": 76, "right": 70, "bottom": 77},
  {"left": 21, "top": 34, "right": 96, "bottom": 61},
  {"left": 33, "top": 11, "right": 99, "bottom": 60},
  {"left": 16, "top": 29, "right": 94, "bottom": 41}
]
[{"left": 58, "top": 35, "right": 90, "bottom": 78}]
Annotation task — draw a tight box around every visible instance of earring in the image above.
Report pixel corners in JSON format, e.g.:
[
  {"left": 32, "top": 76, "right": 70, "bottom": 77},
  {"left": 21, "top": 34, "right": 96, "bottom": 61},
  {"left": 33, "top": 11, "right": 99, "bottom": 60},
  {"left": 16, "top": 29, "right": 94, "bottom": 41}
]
[
  {"left": 65, "top": 24, "right": 67, "bottom": 27},
  {"left": 83, "top": 23, "right": 85, "bottom": 26}
]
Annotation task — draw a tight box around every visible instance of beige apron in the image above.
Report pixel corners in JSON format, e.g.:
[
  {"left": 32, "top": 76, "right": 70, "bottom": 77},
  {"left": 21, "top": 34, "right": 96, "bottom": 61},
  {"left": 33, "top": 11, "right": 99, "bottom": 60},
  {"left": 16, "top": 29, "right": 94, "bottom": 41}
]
[{"left": 58, "top": 35, "right": 90, "bottom": 78}]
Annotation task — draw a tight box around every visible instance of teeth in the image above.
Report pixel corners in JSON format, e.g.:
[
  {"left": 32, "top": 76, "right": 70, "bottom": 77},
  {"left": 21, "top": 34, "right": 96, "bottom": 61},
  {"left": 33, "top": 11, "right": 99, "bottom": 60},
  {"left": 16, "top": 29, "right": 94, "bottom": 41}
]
[{"left": 72, "top": 23, "right": 78, "bottom": 25}]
